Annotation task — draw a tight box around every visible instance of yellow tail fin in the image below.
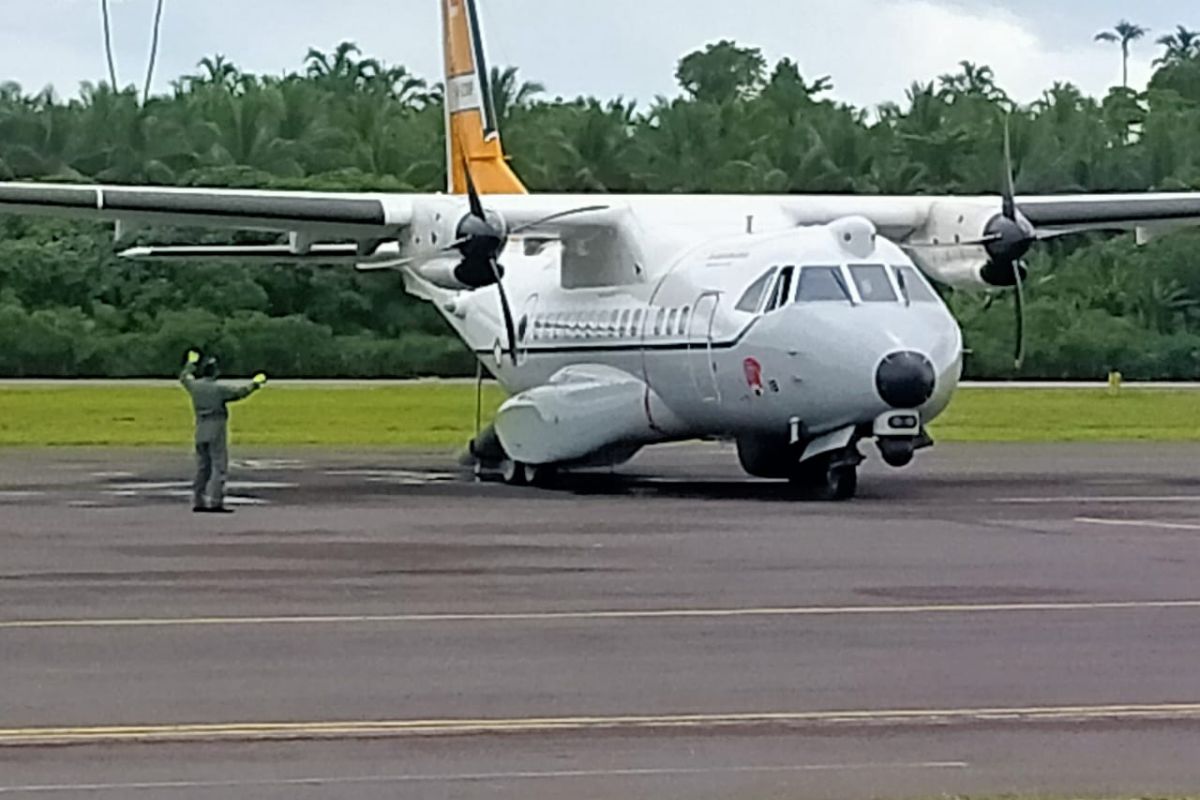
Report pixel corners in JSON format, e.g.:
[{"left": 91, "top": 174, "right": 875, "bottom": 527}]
[{"left": 442, "top": 0, "right": 527, "bottom": 195}]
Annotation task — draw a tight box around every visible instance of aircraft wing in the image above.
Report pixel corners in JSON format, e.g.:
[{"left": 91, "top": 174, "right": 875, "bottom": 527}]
[
  {"left": 1016, "top": 193, "right": 1200, "bottom": 234},
  {"left": 0, "top": 183, "right": 418, "bottom": 243}
]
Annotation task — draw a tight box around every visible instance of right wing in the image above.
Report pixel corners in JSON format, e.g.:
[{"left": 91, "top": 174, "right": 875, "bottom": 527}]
[{"left": 0, "top": 183, "right": 420, "bottom": 247}]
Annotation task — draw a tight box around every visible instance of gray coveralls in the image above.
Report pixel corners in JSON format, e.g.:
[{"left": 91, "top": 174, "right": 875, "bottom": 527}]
[{"left": 180, "top": 364, "right": 261, "bottom": 509}]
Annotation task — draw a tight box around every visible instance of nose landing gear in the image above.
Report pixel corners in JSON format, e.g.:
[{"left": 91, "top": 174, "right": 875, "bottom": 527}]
[{"left": 789, "top": 447, "right": 863, "bottom": 502}]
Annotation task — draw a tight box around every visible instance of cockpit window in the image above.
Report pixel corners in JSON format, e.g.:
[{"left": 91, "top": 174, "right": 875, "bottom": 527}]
[
  {"left": 764, "top": 266, "right": 795, "bottom": 313},
  {"left": 736, "top": 268, "right": 777, "bottom": 313},
  {"left": 850, "top": 264, "right": 897, "bottom": 302},
  {"left": 796, "top": 266, "right": 851, "bottom": 302},
  {"left": 895, "top": 266, "right": 939, "bottom": 303}
]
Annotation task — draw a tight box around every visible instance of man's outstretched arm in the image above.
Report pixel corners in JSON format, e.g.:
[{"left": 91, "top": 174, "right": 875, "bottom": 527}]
[
  {"left": 222, "top": 372, "right": 269, "bottom": 403},
  {"left": 180, "top": 350, "right": 201, "bottom": 386}
]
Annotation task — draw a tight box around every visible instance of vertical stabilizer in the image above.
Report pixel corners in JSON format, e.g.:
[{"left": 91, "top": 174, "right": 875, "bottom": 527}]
[{"left": 442, "top": 0, "right": 527, "bottom": 195}]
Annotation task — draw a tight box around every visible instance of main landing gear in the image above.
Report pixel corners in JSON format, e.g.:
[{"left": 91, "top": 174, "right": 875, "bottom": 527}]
[
  {"left": 500, "top": 460, "right": 558, "bottom": 488},
  {"left": 789, "top": 447, "right": 863, "bottom": 502}
]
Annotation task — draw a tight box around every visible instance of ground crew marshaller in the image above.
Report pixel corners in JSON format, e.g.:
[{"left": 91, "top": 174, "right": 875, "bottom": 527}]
[{"left": 180, "top": 350, "right": 268, "bottom": 513}]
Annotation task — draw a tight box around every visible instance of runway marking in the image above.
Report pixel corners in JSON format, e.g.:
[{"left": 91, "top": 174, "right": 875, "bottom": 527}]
[
  {"left": 996, "top": 495, "right": 1200, "bottom": 504},
  {"left": 1076, "top": 517, "right": 1200, "bottom": 532},
  {"left": 3, "top": 599, "right": 1200, "bottom": 631},
  {"left": 325, "top": 469, "right": 459, "bottom": 485},
  {"left": 107, "top": 481, "right": 297, "bottom": 491},
  {"left": 105, "top": 491, "right": 267, "bottom": 506},
  {"left": 2, "top": 703, "right": 1199, "bottom": 746},
  {"left": 0, "top": 763, "right": 969, "bottom": 793}
]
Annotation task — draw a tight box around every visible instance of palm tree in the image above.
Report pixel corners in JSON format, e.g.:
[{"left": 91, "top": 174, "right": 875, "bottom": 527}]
[
  {"left": 1095, "top": 20, "right": 1149, "bottom": 89},
  {"left": 182, "top": 55, "right": 242, "bottom": 93},
  {"left": 1154, "top": 25, "right": 1200, "bottom": 67},
  {"left": 99, "top": 0, "right": 119, "bottom": 88},
  {"left": 489, "top": 66, "right": 544, "bottom": 129},
  {"left": 305, "top": 42, "right": 379, "bottom": 91},
  {"left": 143, "top": 0, "right": 166, "bottom": 104}
]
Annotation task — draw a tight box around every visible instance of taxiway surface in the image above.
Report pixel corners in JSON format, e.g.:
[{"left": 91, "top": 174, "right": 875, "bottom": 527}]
[{"left": 2, "top": 443, "right": 1200, "bottom": 798}]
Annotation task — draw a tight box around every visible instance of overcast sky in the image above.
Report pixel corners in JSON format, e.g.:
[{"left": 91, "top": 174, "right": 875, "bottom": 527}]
[{"left": 0, "top": 0, "right": 1194, "bottom": 109}]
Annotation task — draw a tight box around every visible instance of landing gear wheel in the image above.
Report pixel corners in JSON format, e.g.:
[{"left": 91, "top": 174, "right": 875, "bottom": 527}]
[
  {"left": 790, "top": 452, "right": 859, "bottom": 502},
  {"left": 522, "top": 463, "right": 558, "bottom": 488},
  {"left": 501, "top": 459, "right": 527, "bottom": 486}
]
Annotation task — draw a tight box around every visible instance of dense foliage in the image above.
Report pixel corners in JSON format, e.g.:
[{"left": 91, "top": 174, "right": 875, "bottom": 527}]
[{"left": 4, "top": 37, "right": 1200, "bottom": 378}]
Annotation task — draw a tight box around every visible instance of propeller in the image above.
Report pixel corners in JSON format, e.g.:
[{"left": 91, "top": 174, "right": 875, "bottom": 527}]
[
  {"left": 447, "top": 153, "right": 609, "bottom": 367},
  {"left": 985, "top": 118, "right": 1033, "bottom": 369},
  {"left": 454, "top": 159, "right": 519, "bottom": 365}
]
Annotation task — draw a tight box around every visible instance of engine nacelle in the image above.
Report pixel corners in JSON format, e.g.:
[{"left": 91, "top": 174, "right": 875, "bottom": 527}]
[
  {"left": 405, "top": 196, "right": 471, "bottom": 263},
  {"left": 907, "top": 200, "right": 1027, "bottom": 289},
  {"left": 416, "top": 258, "right": 477, "bottom": 290}
]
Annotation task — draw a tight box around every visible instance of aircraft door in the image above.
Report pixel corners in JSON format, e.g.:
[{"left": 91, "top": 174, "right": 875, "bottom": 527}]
[{"left": 688, "top": 292, "right": 721, "bottom": 402}]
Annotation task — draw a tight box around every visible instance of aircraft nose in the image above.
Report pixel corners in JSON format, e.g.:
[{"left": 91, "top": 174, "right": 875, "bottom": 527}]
[{"left": 875, "top": 351, "right": 936, "bottom": 409}]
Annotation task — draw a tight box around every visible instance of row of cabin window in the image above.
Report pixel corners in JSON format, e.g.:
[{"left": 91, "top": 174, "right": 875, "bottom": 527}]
[
  {"left": 736, "top": 264, "right": 938, "bottom": 313},
  {"left": 531, "top": 306, "right": 694, "bottom": 341}
]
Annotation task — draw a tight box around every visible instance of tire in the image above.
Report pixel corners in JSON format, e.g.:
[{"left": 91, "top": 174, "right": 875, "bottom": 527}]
[
  {"left": 522, "top": 463, "right": 558, "bottom": 488},
  {"left": 501, "top": 459, "right": 527, "bottom": 486},
  {"left": 790, "top": 454, "right": 858, "bottom": 502}
]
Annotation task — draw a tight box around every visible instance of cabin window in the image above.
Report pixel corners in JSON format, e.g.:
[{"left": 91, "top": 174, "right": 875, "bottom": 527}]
[
  {"left": 850, "top": 264, "right": 897, "bottom": 302},
  {"left": 796, "top": 266, "right": 851, "bottom": 302},
  {"left": 619, "top": 309, "right": 632, "bottom": 337},
  {"left": 764, "top": 266, "right": 796, "bottom": 313},
  {"left": 654, "top": 308, "right": 666, "bottom": 336},
  {"left": 679, "top": 306, "right": 691, "bottom": 336},
  {"left": 736, "top": 268, "right": 777, "bottom": 313},
  {"left": 632, "top": 309, "right": 644, "bottom": 337},
  {"left": 666, "top": 308, "right": 678, "bottom": 335},
  {"left": 895, "top": 266, "right": 939, "bottom": 303}
]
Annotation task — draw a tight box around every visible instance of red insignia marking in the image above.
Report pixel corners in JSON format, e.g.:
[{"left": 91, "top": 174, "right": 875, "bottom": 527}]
[{"left": 743, "top": 358, "right": 764, "bottom": 396}]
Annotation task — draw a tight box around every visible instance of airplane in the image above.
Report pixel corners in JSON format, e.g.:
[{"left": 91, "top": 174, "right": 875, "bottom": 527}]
[{"left": 4, "top": 0, "right": 1200, "bottom": 500}]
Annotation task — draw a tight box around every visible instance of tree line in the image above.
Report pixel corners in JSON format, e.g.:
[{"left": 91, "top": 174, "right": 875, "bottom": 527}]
[{"left": 3, "top": 31, "right": 1200, "bottom": 379}]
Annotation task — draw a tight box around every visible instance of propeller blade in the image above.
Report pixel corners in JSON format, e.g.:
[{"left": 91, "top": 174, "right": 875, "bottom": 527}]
[
  {"left": 489, "top": 257, "right": 519, "bottom": 365},
  {"left": 902, "top": 234, "right": 1002, "bottom": 250},
  {"left": 509, "top": 205, "right": 610, "bottom": 235},
  {"left": 460, "top": 147, "right": 486, "bottom": 221},
  {"left": 355, "top": 257, "right": 414, "bottom": 272},
  {"left": 1013, "top": 260, "right": 1026, "bottom": 370},
  {"left": 1002, "top": 115, "right": 1017, "bottom": 222},
  {"left": 1035, "top": 227, "right": 1104, "bottom": 241}
]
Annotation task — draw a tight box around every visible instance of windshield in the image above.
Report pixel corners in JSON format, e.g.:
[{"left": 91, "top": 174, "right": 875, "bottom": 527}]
[
  {"left": 849, "top": 265, "right": 897, "bottom": 303},
  {"left": 796, "top": 266, "right": 851, "bottom": 302},
  {"left": 895, "top": 266, "right": 940, "bottom": 303}
]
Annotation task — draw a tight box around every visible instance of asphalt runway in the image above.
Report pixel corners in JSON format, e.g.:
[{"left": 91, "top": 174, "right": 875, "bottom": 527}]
[{"left": 3, "top": 442, "right": 1200, "bottom": 798}]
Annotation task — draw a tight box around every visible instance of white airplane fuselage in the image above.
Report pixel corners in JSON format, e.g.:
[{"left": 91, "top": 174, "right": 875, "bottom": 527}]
[{"left": 420, "top": 210, "right": 963, "bottom": 474}]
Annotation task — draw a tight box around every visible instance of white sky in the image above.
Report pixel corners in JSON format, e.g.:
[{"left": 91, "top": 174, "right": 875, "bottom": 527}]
[{"left": 0, "top": 0, "right": 1192, "bottom": 108}]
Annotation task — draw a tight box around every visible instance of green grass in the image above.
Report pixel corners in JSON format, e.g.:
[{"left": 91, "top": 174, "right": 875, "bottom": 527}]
[
  {"left": 2, "top": 384, "right": 1200, "bottom": 447},
  {"left": 0, "top": 383, "right": 506, "bottom": 448},
  {"left": 933, "top": 387, "right": 1200, "bottom": 442}
]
